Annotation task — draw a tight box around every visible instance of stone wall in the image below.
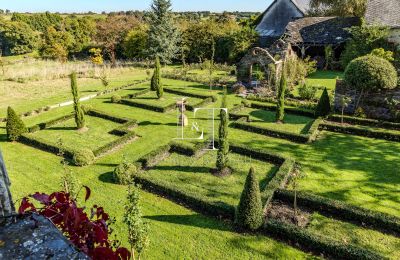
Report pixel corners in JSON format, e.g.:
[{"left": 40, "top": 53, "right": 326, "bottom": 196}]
[{"left": 334, "top": 80, "right": 400, "bottom": 121}]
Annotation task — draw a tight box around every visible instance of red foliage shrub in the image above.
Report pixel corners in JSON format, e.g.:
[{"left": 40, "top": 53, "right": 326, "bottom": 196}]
[{"left": 19, "top": 187, "right": 130, "bottom": 260}]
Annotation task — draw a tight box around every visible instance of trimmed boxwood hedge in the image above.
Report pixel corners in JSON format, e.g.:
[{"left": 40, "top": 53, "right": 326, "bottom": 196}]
[
  {"left": 86, "top": 109, "right": 130, "bottom": 124},
  {"left": 163, "top": 87, "right": 218, "bottom": 102},
  {"left": 229, "top": 143, "right": 285, "bottom": 165},
  {"left": 328, "top": 115, "right": 400, "bottom": 131},
  {"left": 132, "top": 173, "right": 236, "bottom": 220},
  {"left": 319, "top": 122, "right": 400, "bottom": 142},
  {"left": 250, "top": 101, "right": 316, "bottom": 118},
  {"left": 247, "top": 95, "right": 317, "bottom": 110},
  {"left": 263, "top": 219, "right": 385, "bottom": 260},
  {"left": 186, "top": 97, "right": 214, "bottom": 111},
  {"left": 274, "top": 189, "right": 400, "bottom": 236},
  {"left": 109, "top": 120, "right": 138, "bottom": 136},
  {"left": 122, "top": 88, "right": 151, "bottom": 99},
  {"left": 93, "top": 131, "right": 136, "bottom": 157},
  {"left": 169, "top": 141, "right": 209, "bottom": 157},
  {"left": 262, "top": 159, "right": 295, "bottom": 210},
  {"left": 137, "top": 144, "right": 171, "bottom": 169},
  {"left": 28, "top": 114, "right": 75, "bottom": 133},
  {"left": 19, "top": 134, "right": 75, "bottom": 160},
  {"left": 230, "top": 117, "right": 322, "bottom": 144},
  {"left": 120, "top": 99, "right": 176, "bottom": 113}
]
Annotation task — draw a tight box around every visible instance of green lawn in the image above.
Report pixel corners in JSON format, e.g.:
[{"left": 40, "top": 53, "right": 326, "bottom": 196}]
[
  {"left": 239, "top": 108, "right": 315, "bottom": 134},
  {"left": 291, "top": 70, "right": 343, "bottom": 98},
  {"left": 29, "top": 116, "right": 123, "bottom": 151},
  {"left": 307, "top": 213, "right": 400, "bottom": 259},
  {"left": 145, "top": 152, "right": 278, "bottom": 207}
]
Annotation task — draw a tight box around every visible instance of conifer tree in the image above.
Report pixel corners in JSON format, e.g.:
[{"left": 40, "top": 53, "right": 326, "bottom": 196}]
[
  {"left": 216, "top": 88, "right": 229, "bottom": 172},
  {"left": 123, "top": 184, "right": 149, "bottom": 260},
  {"left": 235, "top": 167, "right": 263, "bottom": 230},
  {"left": 276, "top": 72, "right": 287, "bottom": 123},
  {"left": 6, "top": 106, "right": 27, "bottom": 141},
  {"left": 147, "top": 0, "right": 179, "bottom": 64},
  {"left": 152, "top": 57, "right": 163, "bottom": 98},
  {"left": 70, "top": 72, "right": 85, "bottom": 129},
  {"left": 315, "top": 87, "right": 331, "bottom": 117}
]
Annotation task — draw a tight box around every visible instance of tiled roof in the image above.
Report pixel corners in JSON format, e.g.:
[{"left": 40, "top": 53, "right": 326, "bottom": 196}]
[
  {"left": 284, "top": 16, "right": 361, "bottom": 45},
  {"left": 365, "top": 0, "right": 400, "bottom": 28}
]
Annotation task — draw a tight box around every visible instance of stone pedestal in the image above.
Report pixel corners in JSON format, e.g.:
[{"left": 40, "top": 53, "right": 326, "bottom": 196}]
[{"left": 176, "top": 100, "right": 189, "bottom": 127}]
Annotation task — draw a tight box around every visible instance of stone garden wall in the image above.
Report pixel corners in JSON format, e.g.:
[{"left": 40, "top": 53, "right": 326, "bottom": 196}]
[{"left": 334, "top": 80, "right": 400, "bottom": 121}]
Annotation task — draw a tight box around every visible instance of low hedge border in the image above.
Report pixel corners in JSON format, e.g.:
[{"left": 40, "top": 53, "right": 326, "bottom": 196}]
[
  {"left": 229, "top": 143, "right": 286, "bottom": 165},
  {"left": 163, "top": 87, "right": 218, "bottom": 102},
  {"left": 319, "top": 121, "right": 400, "bottom": 142},
  {"left": 274, "top": 189, "right": 400, "bottom": 236},
  {"left": 19, "top": 134, "right": 75, "bottom": 160},
  {"left": 263, "top": 219, "right": 385, "bottom": 260},
  {"left": 230, "top": 117, "right": 322, "bottom": 144},
  {"left": 250, "top": 101, "right": 316, "bottom": 118},
  {"left": 86, "top": 109, "right": 130, "bottom": 124},
  {"left": 132, "top": 173, "right": 235, "bottom": 219},
  {"left": 186, "top": 97, "right": 214, "bottom": 111},
  {"left": 109, "top": 120, "right": 138, "bottom": 136},
  {"left": 122, "top": 88, "right": 151, "bottom": 99},
  {"left": 28, "top": 114, "right": 75, "bottom": 133},
  {"left": 328, "top": 115, "right": 400, "bottom": 131},
  {"left": 169, "top": 141, "right": 209, "bottom": 157},
  {"left": 247, "top": 95, "right": 317, "bottom": 110},
  {"left": 137, "top": 144, "right": 171, "bottom": 169},
  {"left": 120, "top": 99, "right": 176, "bottom": 113},
  {"left": 93, "top": 131, "right": 137, "bottom": 157}
]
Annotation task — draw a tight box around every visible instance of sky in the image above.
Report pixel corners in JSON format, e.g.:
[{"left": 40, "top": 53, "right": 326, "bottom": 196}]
[{"left": 0, "top": 0, "right": 272, "bottom": 13}]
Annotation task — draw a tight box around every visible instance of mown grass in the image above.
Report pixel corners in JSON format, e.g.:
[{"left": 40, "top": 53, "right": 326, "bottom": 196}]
[
  {"left": 132, "top": 91, "right": 203, "bottom": 107},
  {"left": 1, "top": 74, "right": 399, "bottom": 258},
  {"left": 307, "top": 213, "right": 400, "bottom": 259},
  {"left": 29, "top": 116, "right": 123, "bottom": 151},
  {"left": 146, "top": 152, "right": 278, "bottom": 207},
  {"left": 291, "top": 70, "right": 343, "bottom": 98},
  {"left": 239, "top": 108, "right": 315, "bottom": 134}
]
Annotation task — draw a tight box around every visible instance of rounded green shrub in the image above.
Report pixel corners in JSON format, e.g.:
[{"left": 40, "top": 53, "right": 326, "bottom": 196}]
[
  {"left": 235, "top": 167, "right": 263, "bottom": 230},
  {"left": 111, "top": 94, "right": 122, "bottom": 103},
  {"left": 344, "top": 55, "right": 398, "bottom": 91},
  {"left": 113, "top": 162, "right": 137, "bottom": 185},
  {"left": 6, "top": 106, "right": 27, "bottom": 141},
  {"left": 73, "top": 149, "right": 95, "bottom": 166}
]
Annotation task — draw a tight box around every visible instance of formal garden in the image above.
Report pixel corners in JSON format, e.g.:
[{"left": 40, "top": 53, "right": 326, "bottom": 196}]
[{"left": 1, "top": 0, "right": 400, "bottom": 259}]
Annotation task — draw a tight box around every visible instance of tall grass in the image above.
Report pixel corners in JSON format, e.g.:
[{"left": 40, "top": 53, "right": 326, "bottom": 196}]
[{"left": 0, "top": 59, "right": 138, "bottom": 83}]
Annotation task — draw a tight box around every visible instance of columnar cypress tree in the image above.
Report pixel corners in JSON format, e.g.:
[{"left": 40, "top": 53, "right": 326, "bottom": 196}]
[
  {"left": 315, "top": 87, "right": 331, "bottom": 117},
  {"left": 235, "top": 167, "right": 263, "bottom": 230},
  {"left": 147, "top": 0, "right": 179, "bottom": 64},
  {"left": 216, "top": 88, "right": 229, "bottom": 171},
  {"left": 6, "top": 106, "right": 27, "bottom": 141},
  {"left": 276, "top": 72, "right": 287, "bottom": 123},
  {"left": 153, "top": 57, "right": 163, "bottom": 98},
  {"left": 70, "top": 72, "right": 85, "bottom": 129}
]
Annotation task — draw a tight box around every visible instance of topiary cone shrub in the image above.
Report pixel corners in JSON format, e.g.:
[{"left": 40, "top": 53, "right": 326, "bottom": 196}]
[
  {"left": 151, "top": 57, "right": 162, "bottom": 97},
  {"left": 235, "top": 167, "right": 263, "bottom": 231},
  {"left": 6, "top": 106, "right": 27, "bottom": 141},
  {"left": 73, "top": 149, "right": 95, "bottom": 166},
  {"left": 344, "top": 55, "right": 398, "bottom": 92},
  {"left": 315, "top": 88, "right": 331, "bottom": 117}
]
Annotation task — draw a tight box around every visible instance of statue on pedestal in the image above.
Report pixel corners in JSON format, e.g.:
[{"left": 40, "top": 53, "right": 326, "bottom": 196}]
[{"left": 176, "top": 99, "right": 188, "bottom": 127}]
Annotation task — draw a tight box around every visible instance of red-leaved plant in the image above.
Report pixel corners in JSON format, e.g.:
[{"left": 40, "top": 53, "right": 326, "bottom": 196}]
[{"left": 18, "top": 186, "right": 130, "bottom": 260}]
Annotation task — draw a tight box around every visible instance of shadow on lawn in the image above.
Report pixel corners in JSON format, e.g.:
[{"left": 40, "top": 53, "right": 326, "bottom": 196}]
[
  {"left": 144, "top": 214, "right": 231, "bottom": 231},
  {"left": 43, "top": 126, "right": 77, "bottom": 131},
  {"left": 152, "top": 165, "right": 210, "bottom": 173},
  {"left": 98, "top": 171, "right": 114, "bottom": 183}
]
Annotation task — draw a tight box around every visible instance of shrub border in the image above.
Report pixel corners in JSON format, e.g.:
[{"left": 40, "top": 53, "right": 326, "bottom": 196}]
[
  {"left": 120, "top": 99, "right": 176, "bottom": 113},
  {"left": 263, "top": 219, "right": 385, "bottom": 260},
  {"left": 274, "top": 189, "right": 400, "bottom": 236},
  {"left": 319, "top": 121, "right": 400, "bottom": 142},
  {"left": 20, "top": 109, "right": 137, "bottom": 165},
  {"left": 250, "top": 101, "right": 316, "bottom": 118},
  {"left": 328, "top": 114, "right": 400, "bottom": 131},
  {"left": 230, "top": 117, "right": 322, "bottom": 143}
]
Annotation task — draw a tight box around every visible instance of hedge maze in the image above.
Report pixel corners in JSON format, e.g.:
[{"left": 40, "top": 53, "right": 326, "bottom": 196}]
[{"left": 19, "top": 108, "right": 138, "bottom": 165}]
